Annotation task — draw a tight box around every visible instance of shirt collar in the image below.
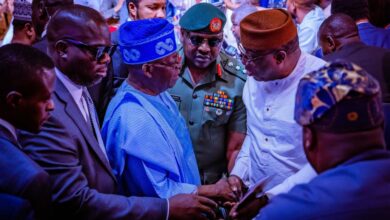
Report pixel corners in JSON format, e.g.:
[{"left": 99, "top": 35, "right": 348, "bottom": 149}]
[
  {"left": 0, "top": 117, "right": 17, "bottom": 142},
  {"left": 55, "top": 68, "right": 85, "bottom": 104}
]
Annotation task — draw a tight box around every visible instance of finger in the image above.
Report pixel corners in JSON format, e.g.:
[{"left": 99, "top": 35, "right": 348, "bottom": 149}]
[
  {"left": 198, "top": 204, "right": 217, "bottom": 220},
  {"left": 197, "top": 196, "right": 218, "bottom": 208}
]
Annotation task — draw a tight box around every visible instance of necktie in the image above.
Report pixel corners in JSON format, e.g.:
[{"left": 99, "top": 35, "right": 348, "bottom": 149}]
[{"left": 82, "top": 89, "right": 107, "bottom": 159}]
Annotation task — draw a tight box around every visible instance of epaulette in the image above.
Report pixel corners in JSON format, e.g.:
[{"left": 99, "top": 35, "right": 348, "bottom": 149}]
[{"left": 219, "top": 52, "right": 247, "bottom": 81}]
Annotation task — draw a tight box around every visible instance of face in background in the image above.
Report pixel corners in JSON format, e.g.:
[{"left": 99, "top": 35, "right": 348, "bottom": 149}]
[
  {"left": 146, "top": 52, "right": 181, "bottom": 92},
  {"left": 231, "top": 13, "right": 241, "bottom": 43},
  {"left": 14, "top": 68, "right": 56, "bottom": 133},
  {"left": 32, "top": 0, "right": 73, "bottom": 38},
  {"left": 128, "top": 0, "right": 166, "bottom": 20},
  {"left": 286, "top": 0, "right": 297, "bottom": 20},
  {"left": 181, "top": 30, "right": 223, "bottom": 69},
  {"left": 55, "top": 22, "right": 111, "bottom": 87}
]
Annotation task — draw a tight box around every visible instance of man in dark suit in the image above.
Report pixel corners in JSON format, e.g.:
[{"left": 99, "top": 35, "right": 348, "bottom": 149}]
[
  {"left": 318, "top": 13, "right": 390, "bottom": 103},
  {"left": 20, "top": 5, "right": 218, "bottom": 220},
  {"left": 0, "top": 194, "right": 34, "bottom": 220},
  {"left": 0, "top": 43, "right": 56, "bottom": 220}
]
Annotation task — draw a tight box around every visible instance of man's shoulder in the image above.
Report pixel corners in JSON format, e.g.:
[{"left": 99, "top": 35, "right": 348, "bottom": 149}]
[
  {"left": 304, "top": 53, "right": 327, "bottom": 69},
  {"left": 219, "top": 52, "right": 247, "bottom": 82}
]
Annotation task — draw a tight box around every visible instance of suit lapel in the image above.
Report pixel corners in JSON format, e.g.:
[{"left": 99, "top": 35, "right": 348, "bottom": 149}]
[
  {"left": 0, "top": 125, "right": 20, "bottom": 148},
  {"left": 55, "top": 80, "right": 116, "bottom": 182}
]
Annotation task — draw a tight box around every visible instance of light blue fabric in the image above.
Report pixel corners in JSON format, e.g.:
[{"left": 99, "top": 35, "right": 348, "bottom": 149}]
[
  {"left": 358, "top": 22, "right": 390, "bottom": 49},
  {"left": 102, "top": 82, "right": 201, "bottom": 198}
]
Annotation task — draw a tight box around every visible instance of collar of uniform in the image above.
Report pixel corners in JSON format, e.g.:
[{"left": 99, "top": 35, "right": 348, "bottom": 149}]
[{"left": 180, "top": 56, "right": 228, "bottom": 86}]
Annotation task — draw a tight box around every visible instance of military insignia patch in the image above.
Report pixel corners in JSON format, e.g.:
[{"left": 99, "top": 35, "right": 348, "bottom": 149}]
[{"left": 209, "top": 18, "right": 222, "bottom": 33}]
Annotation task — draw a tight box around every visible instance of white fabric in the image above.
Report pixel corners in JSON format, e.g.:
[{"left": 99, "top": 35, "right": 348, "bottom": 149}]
[
  {"left": 297, "top": 6, "right": 325, "bottom": 54},
  {"left": 1, "top": 20, "right": 13, "bottom": 46},
  {"left": 231, "top": 53, "right": 326, "bottom": 196},
  {"left": 0, "top": 117, "right": 17, "bottom": 141},
  {"left": 55, "top": 68, "right": 88, "bottom": 122},
  {"left": 323, "top": 3, "right": 331, "bottom": 18},
  {"left": 74, "top": 0, "right": 102, "bottom": 11}
]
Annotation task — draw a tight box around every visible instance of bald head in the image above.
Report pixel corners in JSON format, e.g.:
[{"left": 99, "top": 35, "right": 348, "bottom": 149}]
[{"left": 318, "top": 14, "right": 360, "bottom": 55}]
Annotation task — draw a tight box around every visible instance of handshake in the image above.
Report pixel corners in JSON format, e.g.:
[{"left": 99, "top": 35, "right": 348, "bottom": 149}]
[{"left": 168, "top": 175, "right": 269, "bottom": 220}]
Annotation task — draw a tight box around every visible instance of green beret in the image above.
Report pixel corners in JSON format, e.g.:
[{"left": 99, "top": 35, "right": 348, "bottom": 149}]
[{"left": 179, "top": 3, "right": 226, "bottom": 33}]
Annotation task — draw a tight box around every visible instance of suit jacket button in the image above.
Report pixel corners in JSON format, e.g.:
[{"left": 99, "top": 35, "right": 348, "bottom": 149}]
[
  {"left": 189, "top": 120, "right": 194, "bottom": 125},
  {"left": 192, "top": 93, "right": 198, "bottom": 99}
]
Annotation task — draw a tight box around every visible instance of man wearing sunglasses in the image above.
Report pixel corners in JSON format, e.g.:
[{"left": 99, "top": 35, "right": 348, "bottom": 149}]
[
  {"left": 228, "top": 9, "right": 326, "bottom": 220},
  {"left": 19, "top": 5, "right": 184, "bottom": 220},
  {"left": 169, "top": 3, "right": 247, "bottom": 186}
]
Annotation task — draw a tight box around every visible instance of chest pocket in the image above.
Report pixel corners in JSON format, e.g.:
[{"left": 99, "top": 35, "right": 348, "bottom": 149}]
[
  {"left": 202, "top": 106, "right": 232, "bottom": 126},
  {"left": 171, "top": 94, "right": 182, "bottom": 110}
]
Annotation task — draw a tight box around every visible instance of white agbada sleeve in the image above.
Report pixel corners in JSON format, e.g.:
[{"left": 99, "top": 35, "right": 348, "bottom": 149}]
[
  {"left": 265, "top": 163, "right": 317, "bottom": 198},
  {"left": 230, "top": 135, "right": 251, "bottom": 186}
]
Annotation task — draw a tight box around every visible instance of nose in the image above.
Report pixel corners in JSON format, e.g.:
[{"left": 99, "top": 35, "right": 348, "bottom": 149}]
[
  {"left": 155, "top": 8, "right": 165, "bottom": 18},
  {"left": 47, "top": 99, "right": 55, "bottom": 112},
  {"left": 99, "top": 53, "right": 111, "bottom": 64},
  {"left": 198, "top": 40, "right": 211, "bottom": 53}
]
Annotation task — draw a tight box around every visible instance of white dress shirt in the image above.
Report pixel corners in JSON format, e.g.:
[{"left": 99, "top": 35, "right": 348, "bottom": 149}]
[
  {"left": 297, "top": 6, "right": 325, "bottom": 54},
  {"left": 231, "top": 53, "right": 326, "bottom": 197}
]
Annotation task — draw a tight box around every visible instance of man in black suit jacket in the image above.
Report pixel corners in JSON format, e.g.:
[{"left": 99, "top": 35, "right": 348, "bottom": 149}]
[
  {"left": 318, "top": 13, "right": 390, "bottom": 102},
  {"left": 20, "top": 5, "right": 218, "bottom": 220},
  {"left": 0, "top": 44, "right": 56, "bottom": 219}
]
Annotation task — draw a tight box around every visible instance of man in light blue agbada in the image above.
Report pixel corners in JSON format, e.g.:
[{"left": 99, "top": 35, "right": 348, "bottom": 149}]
[{"left": 102, "top": 18, "right": 237, "bottom": 203}]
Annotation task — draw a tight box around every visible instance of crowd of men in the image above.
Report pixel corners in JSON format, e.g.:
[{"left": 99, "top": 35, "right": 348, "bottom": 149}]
[{"left": 0, "top": 0, "right": 390, "bottom": 219}]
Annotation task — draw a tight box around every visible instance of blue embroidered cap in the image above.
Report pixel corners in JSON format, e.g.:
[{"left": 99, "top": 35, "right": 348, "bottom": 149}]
[
  {"left": 295, "top": 60, "right": 384, "bottom": 132},
  {"left": 119, "top": 18, "right": 177, "bottom": 65}
]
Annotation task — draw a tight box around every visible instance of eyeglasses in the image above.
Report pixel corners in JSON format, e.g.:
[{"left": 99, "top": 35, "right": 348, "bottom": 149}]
[
  {"left": 238, "top": 43, "right": 275, "bottom": 63},
  {"left": 61, "top": 38, "right": 117, "bottom": 61},
  {"left": 189, "top": 35, "right": 223, "bottom": 47}
]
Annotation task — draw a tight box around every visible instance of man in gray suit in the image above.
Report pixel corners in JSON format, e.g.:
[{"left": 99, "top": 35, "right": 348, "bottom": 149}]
[{"left": 20, "top": 5, "right": 218, "bottom": 220}]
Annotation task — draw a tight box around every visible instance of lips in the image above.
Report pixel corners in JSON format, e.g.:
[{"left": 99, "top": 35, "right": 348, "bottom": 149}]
[
  {"left": 195, "top": 55, "right": 211, "bottom": 63},
  {"left": 95, "top": 67, "right": 107, "bottom": 77}
]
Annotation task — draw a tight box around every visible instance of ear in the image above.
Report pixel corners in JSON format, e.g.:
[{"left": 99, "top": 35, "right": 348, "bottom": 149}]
[
  {"left": 303, "top": 126, "right": 315, "bottom": 151},
  {"left": 55, "top": 41, "right": 68, "bottom": 59},
  {"left": 142, "top": 64, "right": 153, "bottom": 78},
  {"left": 6, "top": 91, "right": 23, "bottom": 109},
  {"left": 25, "top": 23, "right": 35, "bottom": 39},
  {"left": 128, "top": 2, "right": 137, "bottom": 20},
  {"left": 326, "top": 35, "right": 337, "bottom": 52},
  {"left": 274, "top": 50, "right": 286, "bottom": 64}
]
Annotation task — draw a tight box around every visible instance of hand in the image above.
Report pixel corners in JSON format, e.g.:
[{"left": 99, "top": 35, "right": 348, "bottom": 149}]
[
  {"left": 228, "top": 175, "right": 246, "bottom": 200},
  {"left": 198, "top": 178, "right": 238, "bottom": 202},
  {"left": 168, "top": 194, "right": 218, "bottom": 220},
  {"left": 229, "top": 195, "right": 269, "bottom": 220}
]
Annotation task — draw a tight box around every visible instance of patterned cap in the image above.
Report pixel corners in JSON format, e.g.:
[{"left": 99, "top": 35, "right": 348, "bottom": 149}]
[
  {"left": 295, "top": 61, "right": 384, "bottom": 133},
  {"left": 179, "top": 3, "right": 226, "bottom": 33},
  {"left": 13, "top": 0, "right": 33, "bottom": 22},
  {"left": 119, "top": 18, "right": 177, "bottom": 65}
]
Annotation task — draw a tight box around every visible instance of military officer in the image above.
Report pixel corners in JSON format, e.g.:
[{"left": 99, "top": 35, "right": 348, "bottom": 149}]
[{"left": 169, "top": 3, "right": 247, "bottom": 184}]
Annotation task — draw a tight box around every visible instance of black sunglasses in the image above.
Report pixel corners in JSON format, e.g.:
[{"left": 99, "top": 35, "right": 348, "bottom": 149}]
[
  {"left": 189, "top": 36, "right": 223, "bottom": 47},
  {"left": 61, "top": 38, "right": 117, "bottom": 61}
]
